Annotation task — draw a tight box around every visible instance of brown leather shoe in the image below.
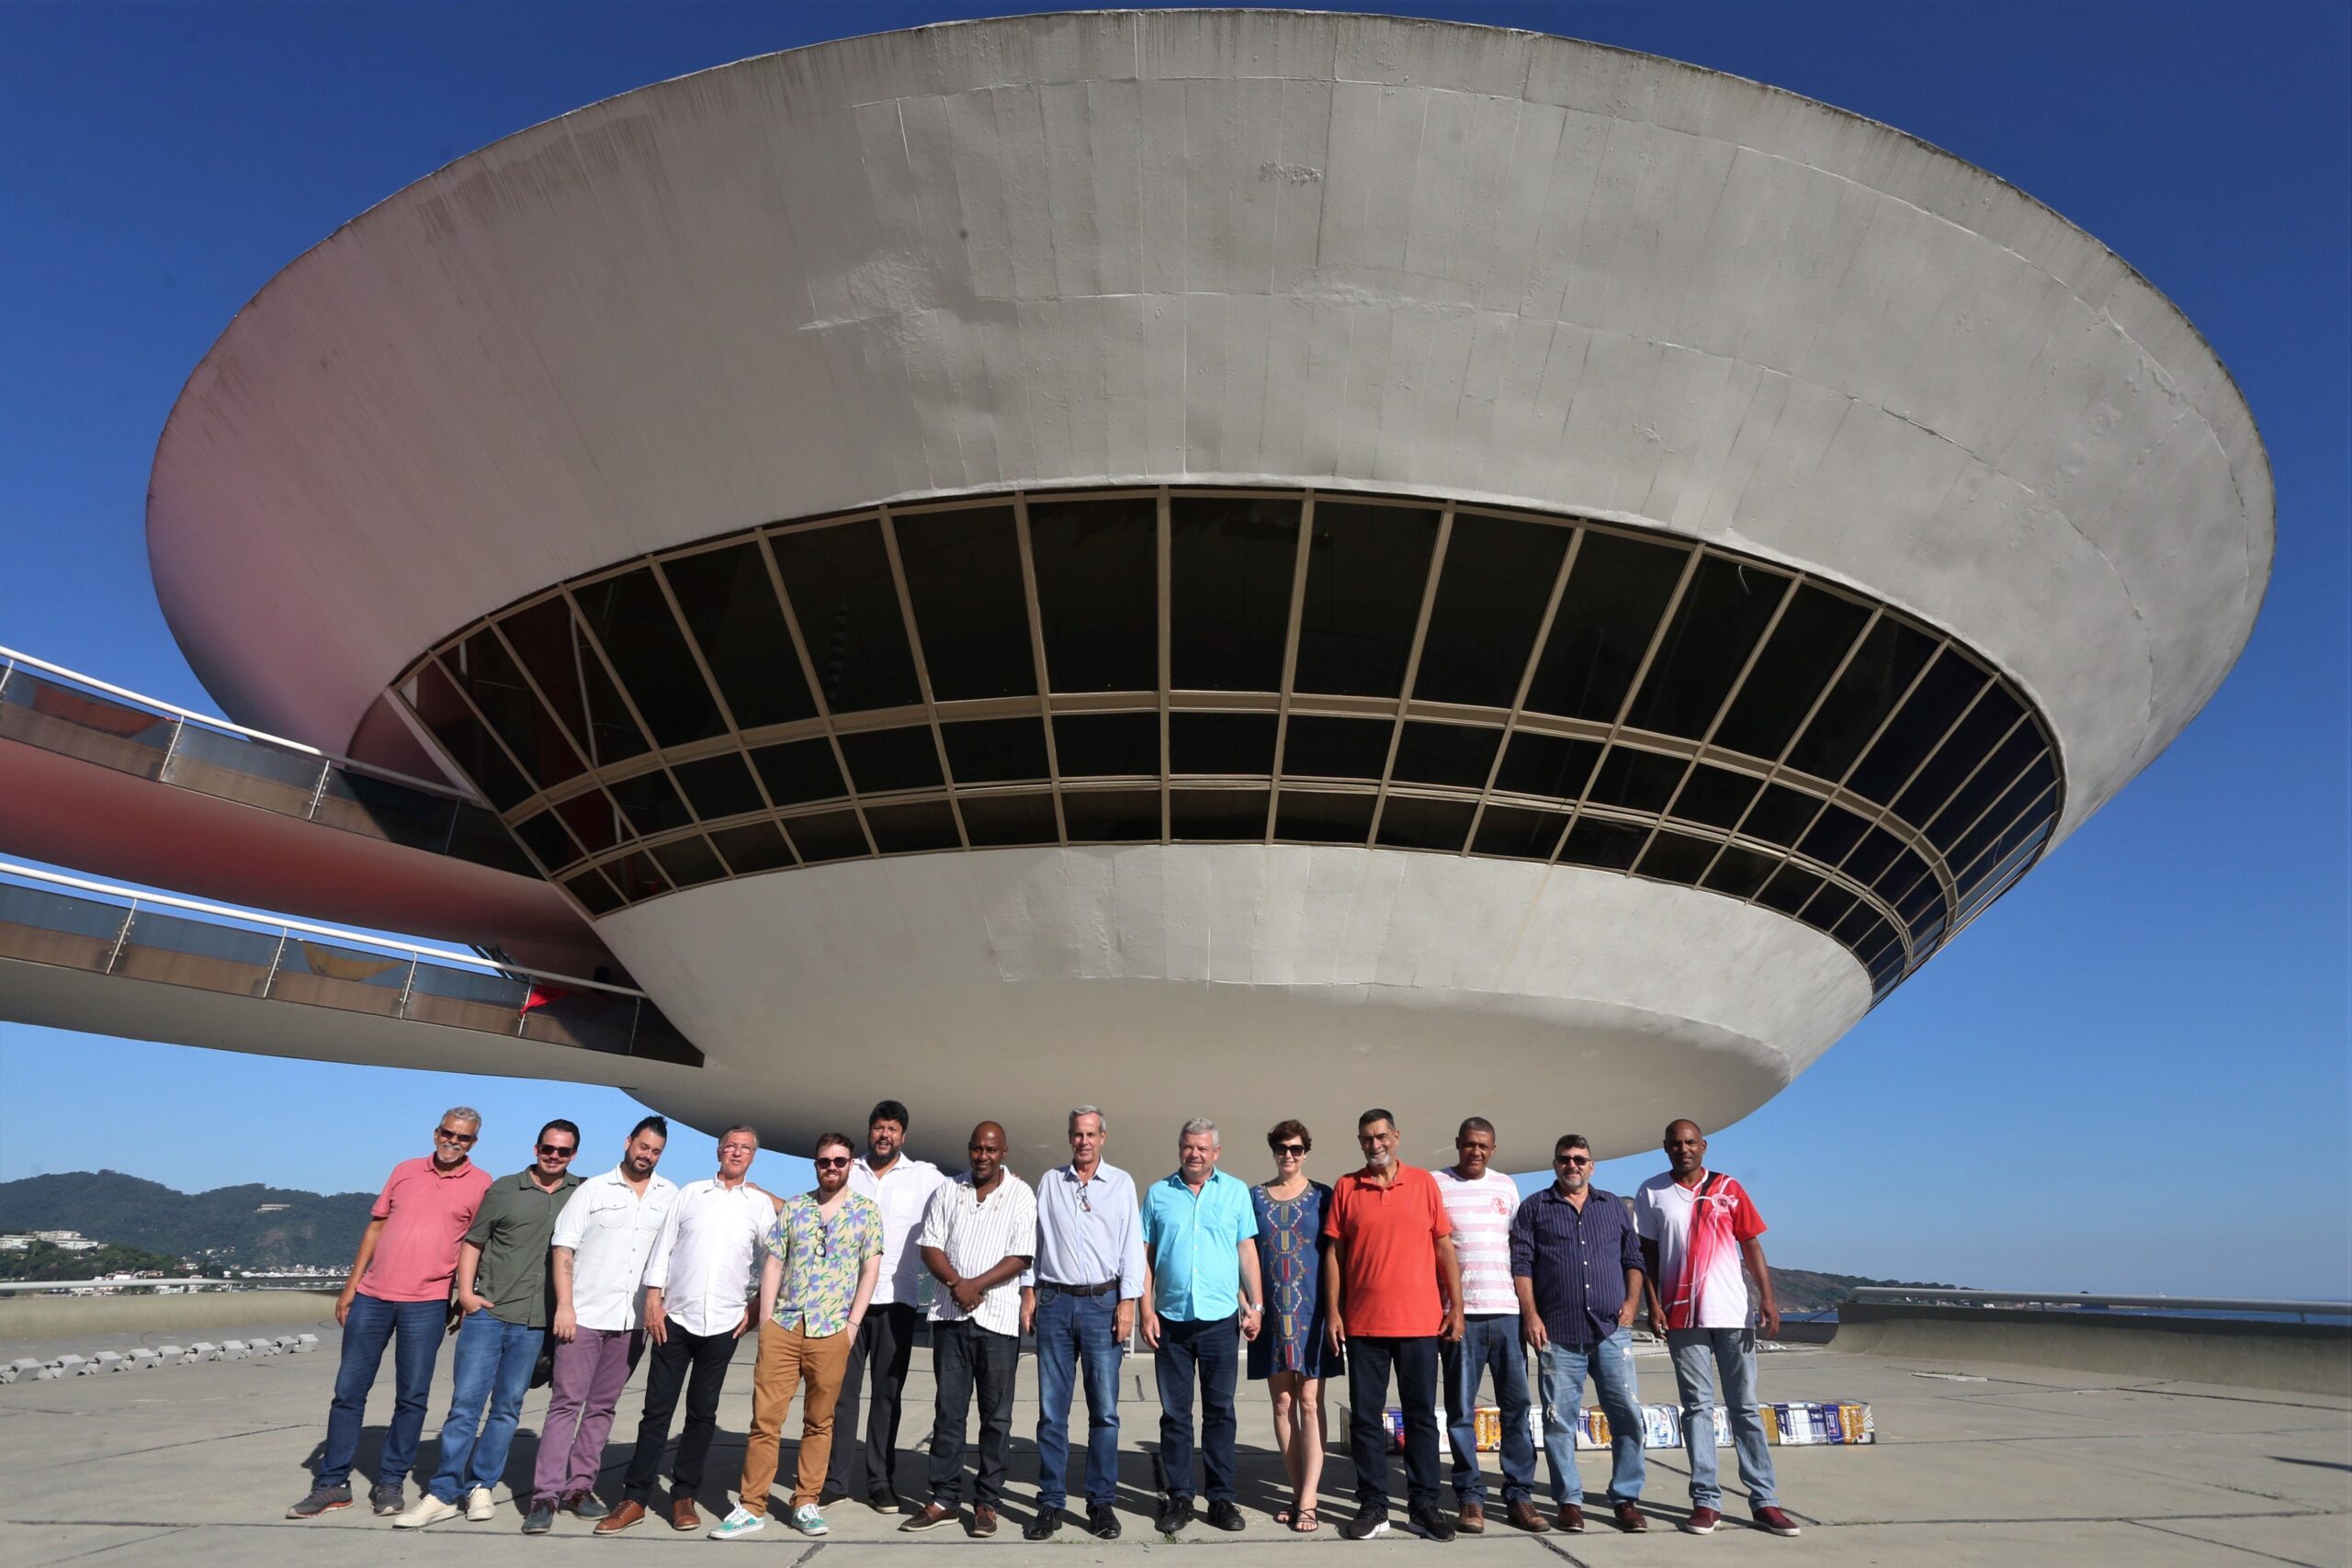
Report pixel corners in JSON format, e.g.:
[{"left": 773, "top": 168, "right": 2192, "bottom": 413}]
[
  {"left": 1506, "top": 1500, "right": 1550, "bottom": 1533},
  {"left": 593, "top": 1499, "right": 647, "bottom": 1535},
  {"left": 1555, "top": 1503, "right": 1587, "bottom": 1532},
  {"left": 1613, "top": 1501, "right": 1648, "bottom": 1533},
  {"left": 1456, "top": 1502, "right": 1486, "bottom": 1535},
  {"left": 899, "top": 1502, "right": 958, "bottom": 1533},
  {"left": 970, "top": 1506, "right": 998, "bottom": 1537},
  {"left": 669, "top": 1498, "right": 701, "bottom": 1532}
]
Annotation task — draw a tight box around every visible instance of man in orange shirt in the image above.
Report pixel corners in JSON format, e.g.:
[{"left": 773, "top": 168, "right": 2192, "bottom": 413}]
[{"left": 1322, "top": 1110, "right": 1464, "bottom": 1542}]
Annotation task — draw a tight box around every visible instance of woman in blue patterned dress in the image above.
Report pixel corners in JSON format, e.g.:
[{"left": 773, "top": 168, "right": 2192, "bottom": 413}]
[{"left": 1249, "top": 1119, "right": 1341, "bottom": 1532}]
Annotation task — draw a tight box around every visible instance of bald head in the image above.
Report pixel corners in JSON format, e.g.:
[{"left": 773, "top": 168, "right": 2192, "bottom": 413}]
[
  {"left": 1663, "top": 1119, "right": 1707, "bottom": 1179},
  {"left": 966, "top": 1122, "right": 1008, "bottom": 1186}
]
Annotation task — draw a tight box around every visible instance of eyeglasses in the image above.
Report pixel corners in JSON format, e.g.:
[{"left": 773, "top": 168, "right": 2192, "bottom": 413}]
[
  {"left": 813, "top": 1156, "right": 852, "bottom": 1170},
  {"left": 435, "top": 1127, "right": 478, "bottom": 1145},
  {"left": 1555, "top": 1154, "right": 1592, "bottom": 1166},
  {"left": 1273, "top": 1143, "right": 1307, "bottom": 1156},
  {"left": 537, "top": 1144, "right": 577, "bottom": 1158}
]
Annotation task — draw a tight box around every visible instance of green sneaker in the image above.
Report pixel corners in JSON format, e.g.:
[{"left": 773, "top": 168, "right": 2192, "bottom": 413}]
[
  {"left": 791, "top": 1504, "right": 829, "bottom": 1537},
  {"left": 707, "top": 1506, "right": 766, "bottom": 1540}
]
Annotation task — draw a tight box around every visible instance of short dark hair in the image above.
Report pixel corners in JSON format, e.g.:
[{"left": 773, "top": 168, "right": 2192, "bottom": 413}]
[
  {"left": 536, "top": 1119, "right": 581, "bottom": 1149},
  {"left": 628, "top": 1115, "right": 669, "bottom": 1143},
  {"left": 1267, "top": 1119, "right": 1311, "bottom": 1153},
  {"left": 1358, "top": 1108, "right": 1396, "bottom": 1133},
  {"left": 1555, "top": 1134, "right": 1590, "bottom": 1156},
  {"left": 1456, "top": 1116, "right": 1496, "bottom": 1141},
  {"left": 869, "top": 1100, "right": 911, "bottom": 1131},
  {"left": 813, "top": 1132, "right": 855, "bottom": 1158}
]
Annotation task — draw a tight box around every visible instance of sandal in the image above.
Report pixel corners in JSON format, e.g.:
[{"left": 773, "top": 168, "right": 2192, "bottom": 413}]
[
  {"left": 1273, "top": 1506, "right": 1292, "bottom": 1527},
  {"left": 1293, "top": 1506, "right": 1319, "bottom": 1534}
]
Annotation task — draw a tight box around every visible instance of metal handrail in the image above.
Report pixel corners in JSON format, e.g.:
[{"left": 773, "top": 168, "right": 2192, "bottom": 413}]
[
  {"left": 0, "top": 860, "right": 642, "bottom": 998},
  {"left": 1848, "top": 1287, "right": 2350, "bottom": 1319},
  {"left": 0, "top": 643, "right": 475, "bottom": 800}
]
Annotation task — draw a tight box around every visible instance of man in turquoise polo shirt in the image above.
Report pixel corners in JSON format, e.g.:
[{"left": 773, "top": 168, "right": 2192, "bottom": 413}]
[{"left": 1140, "top": 1119, "right": 1262, "bottom": 1537}]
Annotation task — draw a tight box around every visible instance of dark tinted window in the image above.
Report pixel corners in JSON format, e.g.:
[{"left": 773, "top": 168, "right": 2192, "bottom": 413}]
[
  {"left": 1584, "top": 748, "right": 1687, "bottom": 815},
  {"left": 672, "top": 751, "right": 765, "bottom": 821},
  {"left": 1054, "top": 712, "right": 1160, "bottom": 776},
  {"left": 837, "top": 727, "right": 943, "bottom": 794},
  {"left": 556, "top": 789, "right": 630, "bottom": 854},
  {"left": 1389, "top": 722, "right": 1501, "bottom": 789},
  {"left": 1702, "top": 844, "right": 1778, "bottom": 899},
  {"left": 1671, "top": 763, "right": 1761, "bottom": 829},
  {"left": 1170, "top": 789, "right": 1270, "bottom": 840},
  {"left": 564, "top": 868, "right": 623, "bottom": 916},
  {"left": 771, "top": 520, "right": 922, "bottom": 713},
  {"left": 941, "top": 718, "right": 1051, "bottom": 784},
  {"left": 652, "top": 835, "right": 727, "bottom": 888},
  {"left": 1843, "top": 825, "right": 1905, "bottom": 884},
  {"left": 1924, "top": 728, "right": 2041, "bottom": 851},
  {"left": 1170, "top": 495, "right": 1298, "bottom": 691},
  {"left": 1374, "top": 796, "right": 1475, "bottom": 852},
  {"left": 750, "top": 739, "right": 848, "bottom": 807},
  {"left": 1557, "top": 817, "right": 1646, "bottom": 870},
  {"left": 1279, "top": 716, "right": 1392, "bottom": 780},
  {"left": 1292, "top": 502, "right": 1438, "bottom": 697},
  {"left": 662, "top": 544, "right": 817, "bottom": 730},
  {"left": 1846, "top": 648, "right": 1988, "bottom": 803},
  {"left": 1414, "top": 514, "right": 1572, "bottom": 707},
  {"left": 893, "top": 507, "right": 1035, "bottom": 701},
  {"left": 413, "top": 662, "right": 532, "bottom": 810},
  {"left": 1170, "top": 712, "right": 1277, "bottom": 774},
  {"left": 1739, "top": 782, "right": 1824, "bottom": 847},
  {"left": 864, "top": 800, "right": 962, "bottom": 853},
  {"left": 709, "top": 821, "right": 795, "bottom": 874},
  {"left": 1473, "top": 805, "right": 1566, "bottom": 861},
  {"left": 1636, "top": 829, "right": 1717, "bottom": 885},
  {"left": 1785, "top": 616, "right": 1937, "bottom": 783},
  {"left": 1755, "top": 864, "right": 1824, "bottom": 916},
  {"left": 503, "top": 597, "right": 647, "bottom": 767},
  {"left": 1493, "top": 732, "right": 1601, "bottom": 800},
  {"left": 784, "top": 809, "right": 868, "bottom": 863},
  {"left": 1623, "top": 557, "right": 1791, "bottom": 740},
  {"left": 573, "top": 568, "right": 725, "bottom": 749},
  {"left": 1273, "top": 790, "right": 1375, "bottom": 843},
  {"left": 1800, "top": 884, "right": 1859, "bottom": 934},
  {"left": 604, "top": 851, "right": 672, "bottom": 902},
  {"left": 454, "top": 629, "right": 582, "bottom": 789},
  {"left": 608, "top": 767, "right": 694, "bottom": 835},
  {"left": 1797, "top": 804, "right": 1871, "bottom": 866},
  {"left": 959, "top": 792, "right": 1061, "bottom": 846},
  {"left": 1061, "top": 789, "right": 1162, "bottom": 841},
  {"left": 1711, "top": 586, "right": 1873, "bottom": 760},
  {"left": 511, "top": 810, "right": 579, "bottom": 871},
  {"left": 1028, "top": 497, "right": 1158, "bottom": 692},
  {"left": 1887, "top": 671, "right": 2019, "bottom": 825},
  {"left": 1523, "top": 532, "right": 1689, "bottom": 721}
]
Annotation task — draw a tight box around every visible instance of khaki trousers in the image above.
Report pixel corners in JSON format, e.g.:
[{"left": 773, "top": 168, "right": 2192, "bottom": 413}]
[{"left": 738, "top": 1318, "right": 854, "bottom": 1513}]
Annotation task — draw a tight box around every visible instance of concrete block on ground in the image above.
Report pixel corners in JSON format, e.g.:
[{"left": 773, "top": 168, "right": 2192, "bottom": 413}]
[
  {"left": 126, "top": 1348, "right": 161, "bottom": 1370},
  {"left": 188, "top": 1341, "right": 220, "bottom": 1361},
  {"left": 156, "top": 1345, "right": 185, "bottom": 1362},
  {"left": 220, "top": 1340, "right": 249, "bottom": 1360},
  {"left": 291, "top": 1333, "right": 319, "bottom": 1353},
  {"left": 92, "top": 1352, "right": 125, "bottom": 1373}
]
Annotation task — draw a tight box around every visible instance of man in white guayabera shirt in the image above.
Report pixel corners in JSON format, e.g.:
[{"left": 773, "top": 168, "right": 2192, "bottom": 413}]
[
  {"left": 828, "top": 1098, "right": 945, "bottom": 1512},
  {"left": 1434, "top": 1117, "right": 1545, "bottom": 1535}
]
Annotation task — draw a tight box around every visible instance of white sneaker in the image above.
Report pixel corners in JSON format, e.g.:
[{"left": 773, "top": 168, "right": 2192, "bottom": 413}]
[
  {"left": 392, "top": 1495, "right": 461, "bottom": 1529},
  {"left": 464, "top": 1487, "right": 496, "bottom": 1522},
  {"left": 707, "top": 1506, "right": 766, "bottom": 1540},
  {"left": 791, "top": 1504, "right": 829, "bottom": 1537}
]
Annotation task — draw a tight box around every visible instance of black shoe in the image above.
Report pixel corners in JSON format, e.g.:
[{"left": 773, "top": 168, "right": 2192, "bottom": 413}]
[
  {"left": 1086, "top": 1504, "right": 1122, "bottom": 1540},
  {"left": 522, "top": 1504, "right": 555, "bottom": 1535},
  {"left": 1155, "top": 1496, "right": 1195, "bottom": 1535},
  {"left": 1206, "top": 1499, "right": 1246, "bottom": 1532},
  {"left": 369, "top": 1483, "right": 405, "bottom": 1517},
  {"left": 1408, "top": 1503, "right": 1459, "bottom": 1542},
  {"left": 1340, "top": 1509, "right": 1391, "bottom": 1540},
  {"left": 865, "top": 1491, "right": 901, "bottom": 1516},
  {"left": 286, "top": 1483, "right": 353, "bottom": 1519},
  {"left": 1023, "top": 1507, "right": 1062, "bottom": 1540},
  {"left": 818, "top": 1484, "right": 851, "bottom": 1506}
]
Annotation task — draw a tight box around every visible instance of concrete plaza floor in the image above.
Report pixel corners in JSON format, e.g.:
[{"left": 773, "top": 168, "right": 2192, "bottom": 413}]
[{"left": 0, "top": 1308, "right": 2345, "bottom": 1568}]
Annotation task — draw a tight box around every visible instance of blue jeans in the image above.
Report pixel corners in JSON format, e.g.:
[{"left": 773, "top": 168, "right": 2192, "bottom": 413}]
[
  {"left": 1442, "top": 1314, "right": 1535, "bottom": 1506},
  {"left": 1033, "top": 1288, "right": 1124, "bottom": 1510},
  {"left": 426, "top": 1309, "right": 545, "bottom": 1502},
  {"left": 1666, "top": 1327, "right": 1776, "bottom": 1509},
  {"left": 1154, "top": 1314, "right": 1238, "bottom": 1503},
  {"left": 320, "top": 1292, "right": 447, "bottom": 1489},
  {"left": 1537, "top": 1327, "right": 1645, "bottom": 1506}
]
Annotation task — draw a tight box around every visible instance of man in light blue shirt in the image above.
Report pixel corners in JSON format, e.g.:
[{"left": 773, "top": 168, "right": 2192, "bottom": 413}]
[
  {"left": 1020, "top": 1106, "right": 1147, "bottom": 1541},
  {"left": 1140, "top": 1118, "right": 1262, "bottom": 1536}
]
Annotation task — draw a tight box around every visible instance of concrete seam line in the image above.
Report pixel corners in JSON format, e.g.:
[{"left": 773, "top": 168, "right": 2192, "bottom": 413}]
[
  {"left": 2127, "top": 1517, "right": 2330, "bottom": 1568},
  {"left": 1529, "top": 1529, "right": 1599, "bottom": 1567}
]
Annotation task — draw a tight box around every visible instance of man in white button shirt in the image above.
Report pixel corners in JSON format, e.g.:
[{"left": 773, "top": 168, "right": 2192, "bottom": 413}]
[
  {"left": 597, "top": 1125, "right": 780, "bottom": 1537},
  {"left": 826, "top": 1098, "right": 944, "bottom": 1512},
  {"left": 899, "top": 1122, "right": 1035, "bottom": 1537},
  {"left": 526, "top": 1115, "right": 676, "bottom": 1534}
]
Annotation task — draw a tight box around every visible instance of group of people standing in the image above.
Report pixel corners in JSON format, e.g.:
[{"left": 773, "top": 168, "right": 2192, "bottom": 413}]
[{"left": 283, "top": 1099, "right": 1802, "bottom": 1542}]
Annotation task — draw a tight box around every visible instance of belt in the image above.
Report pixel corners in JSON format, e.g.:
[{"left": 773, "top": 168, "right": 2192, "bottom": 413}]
[{"left": 1039, "top": 1280, "right": 1120, "bottom": 1297}]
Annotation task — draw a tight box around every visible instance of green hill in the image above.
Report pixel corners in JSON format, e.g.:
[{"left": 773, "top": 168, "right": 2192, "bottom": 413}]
[{"left": 0, "top": 1170, "right": 374, "bottom": 1269}]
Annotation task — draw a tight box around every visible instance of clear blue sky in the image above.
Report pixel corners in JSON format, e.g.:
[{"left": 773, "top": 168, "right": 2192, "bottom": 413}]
[{"left": 1, "top": 2, "right": 2344, "bottom": 1299}]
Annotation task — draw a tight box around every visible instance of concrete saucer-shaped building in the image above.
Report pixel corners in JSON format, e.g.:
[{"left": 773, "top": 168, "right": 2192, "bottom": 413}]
[{"left": 48, "top": 11, "right": 2275, "bottom": 1166}]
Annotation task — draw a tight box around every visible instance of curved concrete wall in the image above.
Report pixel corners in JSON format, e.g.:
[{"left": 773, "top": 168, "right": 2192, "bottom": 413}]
[{"left": 150, "top": 10, "right": 2270, "bottom": 852}]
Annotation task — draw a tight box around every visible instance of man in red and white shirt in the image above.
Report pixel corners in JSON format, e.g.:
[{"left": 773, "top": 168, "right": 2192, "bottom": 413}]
[{"left": 1633, "top": 1120, "right": 1799, "bottom": 1540}]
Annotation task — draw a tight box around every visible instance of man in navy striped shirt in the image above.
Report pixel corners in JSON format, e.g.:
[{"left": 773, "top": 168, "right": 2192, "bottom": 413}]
[{"left": 1508, "top": 1134, "right": 1646, "bottom": 1535}]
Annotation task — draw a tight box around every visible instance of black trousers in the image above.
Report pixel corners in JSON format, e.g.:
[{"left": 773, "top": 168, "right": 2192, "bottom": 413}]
[
  {"left": 825, "top": 1301, "right": 919, "bottom": 1498},
  {"left": 925, "top": 1318, "right": 1020, "bottom": 1507},
  {"left": 1347, "top": 1334, "right": 1442, "bottom": 1513},
  {"left": 620, "top": 1324, "right": 738, "bottom": 1504}
]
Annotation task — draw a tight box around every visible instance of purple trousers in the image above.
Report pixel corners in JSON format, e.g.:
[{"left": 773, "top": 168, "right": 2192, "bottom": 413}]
[{"left": 532, "top": 1326, "right": 643, "bottom": 1506}]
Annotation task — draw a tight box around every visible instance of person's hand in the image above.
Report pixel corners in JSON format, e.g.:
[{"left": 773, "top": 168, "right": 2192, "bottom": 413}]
[
  {"left": 1523, "top": 1315, "right": 1549, "bottom": 1352},
  {"left": 552, "top": 1305, "right": 577, "bottom": 1343},
  {"left": 733, "top": 1305, "right": 755, "bottom": 1340},
  {"left": 1442, "top": 1308, "right": 1465, "bottom": 1344},
  {"left": 1325, "top": 1318, "right": 1347, "bottom": 1358},
  {"left": 1758, "top": 1305, "right": 1781, "bottom": 1340},
  {"left": 1114, "top": 1301, "right": 1136, "bottom": 1343},
  {"left": 1021, "top": 1295, "right": 1037, "bottom": 1336},
  {"left": 950, "top": 1278, "right": 986, "bottom": 1314},
  {"left": 645, "top": 1298, "right": 669, "bottom": 1346},
  {"left": 457, "top": 1289, "right": 490, "bottom": 1317},
  {"left": 1240, "top": 1303, "right": 1262, "bottom": 1342},
  {"left": 1142, "top": 1309, "right": 1163, "bottom": 1350},
  {"left": 334, "top": 1288, "right": 356, "bottom": 1327},
  {"left": 1616, "top": 1305, "right": 1638, "bottom": 1333}
]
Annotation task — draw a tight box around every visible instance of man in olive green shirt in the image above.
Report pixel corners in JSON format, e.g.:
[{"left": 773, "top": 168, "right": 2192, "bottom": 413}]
[{"left": 396, "top": 1120, "right": 584, "bottom": 1527}]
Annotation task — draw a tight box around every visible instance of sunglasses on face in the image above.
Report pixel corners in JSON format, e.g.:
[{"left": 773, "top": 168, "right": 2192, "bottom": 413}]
[
  {"left": 1555, "top": 1154, "right": 1592, "bottom": 1166},
  {"left": 537, "top": 1144, "right": 577, "bottom": 1158},
  {"left": 435, "top": 1128, "right": 478, "bottom": 1145},
  {"left": 1273, "top": 1143, "right": 1306, "bottom": 1156},
  {"left": 813, "top": 1156, "right": 852, "bottom": 1170}
]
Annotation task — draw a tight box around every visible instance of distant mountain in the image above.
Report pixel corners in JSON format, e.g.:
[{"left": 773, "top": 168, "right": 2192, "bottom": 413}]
[
  {"left": 1770, "top": 1268, "right": 1961, "bottom": 1315},
  {"left": 0, "top": 1171, "right": 374, "bottom": 1269}
]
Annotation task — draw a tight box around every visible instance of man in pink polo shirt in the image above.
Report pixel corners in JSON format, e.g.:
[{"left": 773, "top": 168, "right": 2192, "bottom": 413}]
[{"left": 288, "top": 1108, "right": 494, "bottom": 1519}]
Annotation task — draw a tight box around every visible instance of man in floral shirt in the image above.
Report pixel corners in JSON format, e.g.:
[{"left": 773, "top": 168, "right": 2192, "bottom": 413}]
[{"left": 710, "top": 1134, "right": 884, "bottom": 1540}]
